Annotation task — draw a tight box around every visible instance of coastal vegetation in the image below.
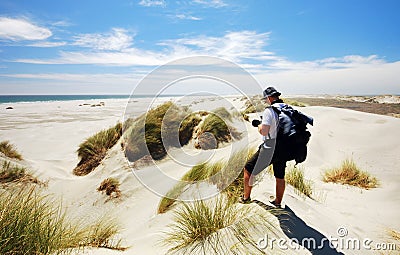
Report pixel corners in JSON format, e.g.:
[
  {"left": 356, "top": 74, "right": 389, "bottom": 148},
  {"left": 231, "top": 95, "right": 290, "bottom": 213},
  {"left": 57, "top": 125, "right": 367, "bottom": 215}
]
[
  {"left": 0, "top": 140, "right": 22, "bottom": 160},
  {"left": 97, "top": 177, "right": 122, "bottom": 199},
  {"left": 0, "top": 187, "right": 124, "bottom": 254},
  {"left": 285, "top": 166, "right": 313, "bottom": 197},
  {"left": 0, "top": 161, "right": 39, "bottom": 184},
  {"left": 158, "top": 147, "right": 255, "bottom": 214},
  {"left": 323, "top": 158, "right": 379, "bottom": 189},
  {"left": 73, "top": 122, "right": 122, "bottom": 176},
  {"left": 163, "top": 194, "right": 279, "bottom": 254}
]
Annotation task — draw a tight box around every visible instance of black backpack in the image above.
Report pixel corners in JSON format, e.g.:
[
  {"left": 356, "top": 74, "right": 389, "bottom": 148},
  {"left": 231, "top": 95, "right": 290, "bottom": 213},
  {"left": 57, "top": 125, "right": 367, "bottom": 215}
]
[{"left": 271, "top": 103, "right": 314, "bottom": 164}]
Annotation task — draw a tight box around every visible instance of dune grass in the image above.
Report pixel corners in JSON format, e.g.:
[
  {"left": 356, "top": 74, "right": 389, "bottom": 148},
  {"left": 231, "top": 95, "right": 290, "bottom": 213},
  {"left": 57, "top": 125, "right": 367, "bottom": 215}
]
[
  {"left": 157, "top": 147, "right": 256, "bottom": 214},
  {"left": 163, "top": 194, "right": 279, "bottom": 254},
  {"left": 0, "top": 140, "right": 22, "bottom": 160},
  {"left": 73, "top": 122, "right": 122, "bottom": 176},
  {"left": 0, "top": 187, "right": 124, "bottom": 254},
  {"left": 196, "top": 112, "right": 240, "bottom": 150},
  {"left": 0, "top": 160, "right": 39, "bottom": 184},
  {"left": 97, "top": 177, "right": 121, "bottom": 199},
  {"left": 124, "top": 102, "right": 196, "bottom": 162},
  {"left": 323, "top": 158, "right": 379, "bottom": 189},
  {"left": 285, "top": 166, "right": 313, "bottom": 198}
]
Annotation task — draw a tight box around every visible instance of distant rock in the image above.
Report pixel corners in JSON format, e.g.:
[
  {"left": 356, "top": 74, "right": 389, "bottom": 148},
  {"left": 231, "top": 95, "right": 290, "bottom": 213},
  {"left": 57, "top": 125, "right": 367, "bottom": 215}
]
[{"left": 6, "top": 106, "right": 13, "bottom": 110}]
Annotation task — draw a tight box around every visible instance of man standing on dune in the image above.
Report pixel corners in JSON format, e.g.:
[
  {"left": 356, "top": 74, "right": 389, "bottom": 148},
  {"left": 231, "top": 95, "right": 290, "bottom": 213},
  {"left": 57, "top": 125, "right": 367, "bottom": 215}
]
[{"left": 239, "top": 87, "right": 287, "bottom": 207}]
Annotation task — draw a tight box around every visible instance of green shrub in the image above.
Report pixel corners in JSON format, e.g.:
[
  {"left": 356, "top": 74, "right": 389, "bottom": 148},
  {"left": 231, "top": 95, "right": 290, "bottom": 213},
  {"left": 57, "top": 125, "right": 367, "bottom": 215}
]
[
  {"left": 0, "top": 187, "right": 124, "bottom": 254},
  {"left": 323, "top": 158, "right": 379, "bottom": 189},
  {"left": 0, "top": 141, "right": 22, "bottom": 160},
  {"left": 73, "top": 122, "right": 122, "bottom": 176}
]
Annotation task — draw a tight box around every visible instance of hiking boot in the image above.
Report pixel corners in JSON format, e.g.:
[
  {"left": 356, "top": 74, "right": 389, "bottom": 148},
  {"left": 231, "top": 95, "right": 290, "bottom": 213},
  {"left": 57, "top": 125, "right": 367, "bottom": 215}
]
[{"left": 239, "top": 196, "right": 252, "bottom": 204}]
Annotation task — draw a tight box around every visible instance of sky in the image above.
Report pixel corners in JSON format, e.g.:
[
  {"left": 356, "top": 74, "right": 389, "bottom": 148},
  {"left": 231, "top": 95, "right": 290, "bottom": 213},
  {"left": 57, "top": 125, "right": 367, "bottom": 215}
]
[{"left": 0, "top": 0, "right": 399, "bottom": 95}]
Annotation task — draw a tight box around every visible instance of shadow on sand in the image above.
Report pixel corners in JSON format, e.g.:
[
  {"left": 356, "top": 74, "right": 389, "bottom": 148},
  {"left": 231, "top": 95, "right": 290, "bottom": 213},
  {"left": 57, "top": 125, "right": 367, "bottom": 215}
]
[{"left": 253, "top": 200, "right": 344, "bottom": 255}]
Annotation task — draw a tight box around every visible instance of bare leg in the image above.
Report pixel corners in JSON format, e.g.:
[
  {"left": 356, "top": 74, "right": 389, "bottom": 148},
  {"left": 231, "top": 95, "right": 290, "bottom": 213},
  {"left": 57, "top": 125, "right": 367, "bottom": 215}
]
[
  {"left": 243, "top": 168, "right": 252, "bottom": 199},
  {"left": 275, "top": 178, "right": 285, "bottom": 204}
]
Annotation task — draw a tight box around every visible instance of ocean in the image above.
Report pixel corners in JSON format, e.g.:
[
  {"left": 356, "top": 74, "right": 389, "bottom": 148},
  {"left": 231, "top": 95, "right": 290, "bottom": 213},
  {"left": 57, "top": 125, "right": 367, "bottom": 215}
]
[{"left": 0, "top": 94, "right": 179, "bottom": 104}]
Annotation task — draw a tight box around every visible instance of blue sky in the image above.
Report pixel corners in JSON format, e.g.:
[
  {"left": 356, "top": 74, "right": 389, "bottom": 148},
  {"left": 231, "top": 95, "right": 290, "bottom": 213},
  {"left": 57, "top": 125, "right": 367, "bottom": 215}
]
[{"left": 0, "top": 0, "right": 399, "bottom": 95}]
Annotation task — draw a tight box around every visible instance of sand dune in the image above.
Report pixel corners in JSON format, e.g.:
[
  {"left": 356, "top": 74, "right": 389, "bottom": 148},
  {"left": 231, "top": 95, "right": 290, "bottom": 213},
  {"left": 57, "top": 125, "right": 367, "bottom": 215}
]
[{"left": 1, "top": 97, "right": 399, "bottom": 254}]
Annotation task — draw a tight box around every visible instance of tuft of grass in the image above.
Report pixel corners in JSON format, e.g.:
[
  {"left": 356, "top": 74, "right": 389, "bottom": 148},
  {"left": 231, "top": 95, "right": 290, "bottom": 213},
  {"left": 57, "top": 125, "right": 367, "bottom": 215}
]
[
  {"left": 0, "top": 141, "right": 22, "bottom": 160},
  {"left": 323, "top": 158, "right": 379, "bottom": 189},
  {"left": 158, "top": 147, "right": 256, "bottom": 214},
  {"left": 0, "top": 160, "right": 39, "bottom": 184},
  {"left": 73, "top": 122, "right": 122, "bottom": 176},
  {"left": 163, "top": 195, "right": 279, "bottom": 254},
  {"left": 196, "top": 113, "right": 240, "bottom": 150},
  {"left": 124, "top": 102, "right": 195, "bottom": 162},
  {"left": 97, "top": 177, "right": 121, "bottom": 199},
  {"left": 179, "top": 113, "right": 202, "bottom": 146},
  {"left": 285, "top": 166, "right": 313, "bottom": 198},
  {"left": 0, "top": 187, "right": 124, "bottom": 254}
]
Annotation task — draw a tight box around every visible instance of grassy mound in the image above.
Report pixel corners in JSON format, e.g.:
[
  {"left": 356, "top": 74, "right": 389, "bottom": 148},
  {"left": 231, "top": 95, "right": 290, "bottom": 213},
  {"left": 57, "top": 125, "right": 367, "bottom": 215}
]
[
  {"left": 0, "top": 141, "right": 22, "bottom": 160},
  {"left": 196, "top": 111, "right": 240, "bottom": 150},
  {"left": 98, "top": 177, "right": 121, "bottom": 199},
  {"left": 0, "top": 187, "right": 124, "bottom": 254},
  {"left": 158, "top": 147, "right": 255, "bottom": 214},
  {"left": 73, "top": 122, "right": 122, "bottom": 176},
  {"left": 124, "top": 102, "right": 199, "bottom": 162},
  {"left": 163, "top": 195, "right": 279, "bottom": 254},
  {"left": 285, "top": 166, "right": 313, "bottom": 197},
  {"left": 323, "top": 158, "right": 379, "bottom": 189},
  {"left": 0, "top": 161, "right": 39, "bottom": 184}
]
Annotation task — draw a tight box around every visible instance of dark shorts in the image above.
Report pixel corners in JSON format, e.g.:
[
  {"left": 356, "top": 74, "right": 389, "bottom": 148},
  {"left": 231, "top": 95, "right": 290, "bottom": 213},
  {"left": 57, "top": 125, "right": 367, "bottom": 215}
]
[{"left": 245, "top": 142, "right": 287, "bottom": 179}]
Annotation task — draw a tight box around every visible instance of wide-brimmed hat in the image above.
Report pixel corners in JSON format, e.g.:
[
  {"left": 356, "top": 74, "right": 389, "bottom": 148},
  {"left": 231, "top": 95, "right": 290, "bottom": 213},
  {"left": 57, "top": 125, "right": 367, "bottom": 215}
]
[{"left": 263, "top": 87, "right": 281, "bottom": 98}]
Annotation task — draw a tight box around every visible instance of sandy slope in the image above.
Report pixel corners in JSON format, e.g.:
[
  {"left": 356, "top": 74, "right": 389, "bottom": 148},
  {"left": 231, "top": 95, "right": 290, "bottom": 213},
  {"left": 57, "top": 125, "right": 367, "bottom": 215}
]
[{"left": 1, "top": 97, "right": 399, "bottom": 254}]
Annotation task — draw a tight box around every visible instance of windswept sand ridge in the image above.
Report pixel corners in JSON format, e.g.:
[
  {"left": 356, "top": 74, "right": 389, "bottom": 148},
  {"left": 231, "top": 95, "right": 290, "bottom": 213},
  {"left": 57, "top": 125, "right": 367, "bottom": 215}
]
[{"left": 1, "top": 96, "right": 399, "bottom": 254}]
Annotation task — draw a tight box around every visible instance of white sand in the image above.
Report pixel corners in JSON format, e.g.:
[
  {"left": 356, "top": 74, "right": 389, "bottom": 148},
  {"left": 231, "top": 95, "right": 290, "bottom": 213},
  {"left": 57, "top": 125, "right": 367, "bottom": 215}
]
[{"left": 1, "top": 96, "right": 399, "bottom": 254}]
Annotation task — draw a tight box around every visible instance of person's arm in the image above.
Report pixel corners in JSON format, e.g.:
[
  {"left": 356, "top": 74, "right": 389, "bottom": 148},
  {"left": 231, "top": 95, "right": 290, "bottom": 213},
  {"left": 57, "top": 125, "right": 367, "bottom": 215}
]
[
  {"left": 259, "top": 108, "right": 273, "bottom": 136},
  {"left": 258, "top": 124, "right": 270, "bottom": 136}
]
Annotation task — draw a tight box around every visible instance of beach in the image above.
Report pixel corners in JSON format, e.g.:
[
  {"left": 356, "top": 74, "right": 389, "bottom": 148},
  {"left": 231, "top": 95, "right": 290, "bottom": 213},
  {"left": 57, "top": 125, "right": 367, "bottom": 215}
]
[{"left": 1, "top": 95, "right": 399, "bottom": 254}]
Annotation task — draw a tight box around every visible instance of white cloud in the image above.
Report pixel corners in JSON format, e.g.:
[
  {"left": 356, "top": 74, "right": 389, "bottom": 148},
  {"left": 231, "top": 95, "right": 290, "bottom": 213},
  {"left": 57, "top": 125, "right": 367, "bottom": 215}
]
[
  {"left": 9, "top": 29, "right": 400, "bottom": 94},
  {"left": 27, "top": 41, "right": 67, "bottom": 48},
  {"left": 51, "top": 20, "right": 72, "bottom": 27},
  {"left": 73, "top": 28, "right": 134, "bottom": 51},
  {"left": 256, "top": 61, "right": 400, "bottom": 95},
  {"left": 160, "top": 31, "right": 275, "bottom": 62},
  {"left": 175, "top": 14, "right": 202, "bottom": 20},
  {"left": 0, "top": 17, "right": 52, "bottom": 41},
  {"left": 139, "top": 0, "right": 166, "bottom": 7},
  {"left": 192, "top": 0, "right": 227, "bottom": 8}
]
